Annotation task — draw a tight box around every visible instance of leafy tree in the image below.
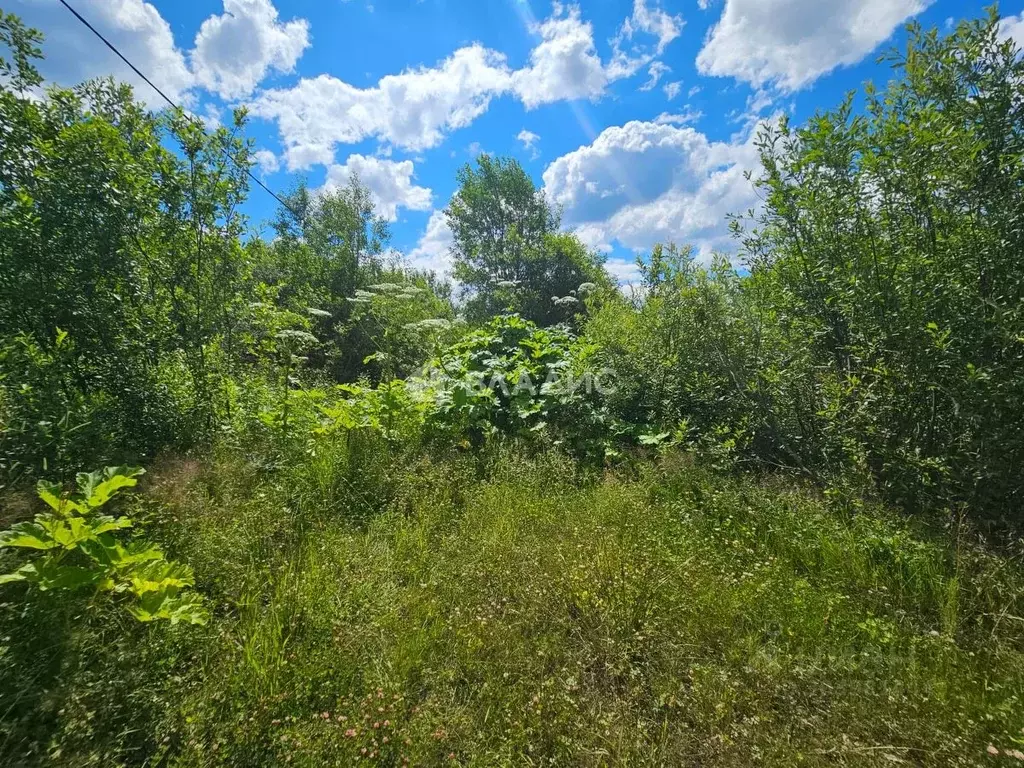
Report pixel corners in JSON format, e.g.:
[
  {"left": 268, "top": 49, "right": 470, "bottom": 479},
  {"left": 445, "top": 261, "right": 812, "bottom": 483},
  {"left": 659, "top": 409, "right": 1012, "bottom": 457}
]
[
  {"left": 447, "top": 155, "right": 556, "bottom": 282},
  {"left": 0, "top": 13, "right": 253, "bottom": 476},
  {"left": 588, "top": 10, "right": 1024, "bottom": 519},
  {"left": 258, "top": 180, "right": 456, "bottom": 383},
  {"left": 267, "top": 178, "right": 390, "bottom": 307},
  {"left": 156, "top": 107, "right": 254, "bottom": 428},
  {"left": 735, "top": 9, "right": 1024, "bottom": 516},
  {"left": 447, "top": 155, "right": 609, "bottom": 325},
  {"left": 0, "top": 29, "right": 181, "bottom": 472},
  {"left": 0, "top": 9, "right": 42, "bottom": 93},
  {"left": 587, "top": 245, "right": 768, "bottom": 470}
]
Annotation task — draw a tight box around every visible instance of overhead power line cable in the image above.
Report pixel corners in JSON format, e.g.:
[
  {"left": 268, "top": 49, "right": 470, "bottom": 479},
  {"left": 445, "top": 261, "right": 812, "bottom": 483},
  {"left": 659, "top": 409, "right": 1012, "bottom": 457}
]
[{"left": 57, "top": 0, "right": 301, "bottom": 219}]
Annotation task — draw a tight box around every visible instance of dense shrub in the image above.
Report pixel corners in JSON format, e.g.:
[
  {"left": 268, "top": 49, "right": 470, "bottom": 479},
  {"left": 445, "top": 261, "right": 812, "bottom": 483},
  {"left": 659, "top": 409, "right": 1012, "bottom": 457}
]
[
  {"left": 587, "top": 248, "right": 769, "bottom": 471},
  {"left": 738, "top": 13, "right": 1024, "bottom": 519},
  {"left": 588, "top": 13, "right": 1024, "bottom": 523},
  {"left": 417, "top": 314, "right": 619, "bottom": 459}
]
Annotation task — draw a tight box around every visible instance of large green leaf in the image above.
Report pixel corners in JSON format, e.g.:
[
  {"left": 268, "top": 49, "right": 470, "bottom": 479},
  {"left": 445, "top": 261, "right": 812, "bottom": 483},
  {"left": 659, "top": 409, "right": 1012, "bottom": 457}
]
[
  {"left": 78, "top": 536, "right": 159, "bottom": 569},
  {"left": 77, "top": 466, "right": 145, "bottom": 509},
  {"left": 20, "top": 560, "right": 105, "bottom": 591},
  {"left": 128, "top": 560, "right": 195, "bottom": 597},
  {"left": 128, "top": 590, "right": 208, "bottom": 625},
  {"left": 116, "top": 541, "right": 165, "bottom": 567},
  {"left": 0, "top": 564, "right": 35, "bottom": 584},
  {"left": 0, "top": 520, "right": 59, "bottom": 550},
  {"left": 36, "top": 480, "right": 81, "bottom": 515},
  {"left": 2, "top": 514, "right": 134, "bottom": 554},
  {"left": 90, "top": 516, "right": 134, "bottom": 536},
  {"left": 639, "top": 432, "right": 672, "bottom": 446},
  {"left": 77, "top": 534, "right": 122, "bottom": 567},
  {"left": 51, "top": 517, "right": 92, "bottom": 548},
  {"left": 75, "top": 470, "right": 105, "bottom": 505}
]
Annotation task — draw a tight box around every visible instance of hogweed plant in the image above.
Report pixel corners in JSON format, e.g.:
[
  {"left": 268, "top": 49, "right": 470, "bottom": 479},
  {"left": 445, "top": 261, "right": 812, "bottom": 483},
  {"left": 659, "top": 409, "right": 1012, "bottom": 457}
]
[{"left": 0, "top": 466, "right": 208, "bottom": 624}]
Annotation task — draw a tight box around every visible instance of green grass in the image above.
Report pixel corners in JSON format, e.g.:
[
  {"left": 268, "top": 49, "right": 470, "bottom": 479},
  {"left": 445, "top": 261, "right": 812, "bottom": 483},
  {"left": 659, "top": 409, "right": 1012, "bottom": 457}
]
[{"left": 2, "top": 444, "right": 1023, "bottom": 766}]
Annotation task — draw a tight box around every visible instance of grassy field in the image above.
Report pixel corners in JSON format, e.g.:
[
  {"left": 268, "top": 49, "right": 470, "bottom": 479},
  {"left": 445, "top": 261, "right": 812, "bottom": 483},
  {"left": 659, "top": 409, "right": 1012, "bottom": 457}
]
[{"left": 3, "top": 442, "right": 1023, "bottom": 767}]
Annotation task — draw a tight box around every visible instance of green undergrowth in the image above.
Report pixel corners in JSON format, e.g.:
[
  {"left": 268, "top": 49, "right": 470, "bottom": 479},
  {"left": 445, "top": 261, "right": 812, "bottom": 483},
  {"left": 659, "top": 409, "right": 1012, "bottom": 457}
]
[{"left": 2, "top": 445, "right": 1023, "bottom": 766}]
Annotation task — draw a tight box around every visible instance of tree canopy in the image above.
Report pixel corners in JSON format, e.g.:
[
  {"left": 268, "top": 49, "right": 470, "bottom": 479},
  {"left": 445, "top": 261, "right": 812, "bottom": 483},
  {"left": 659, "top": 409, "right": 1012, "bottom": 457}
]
[{"left": 446, "top": 154, "right": 611, "bottom": 325}]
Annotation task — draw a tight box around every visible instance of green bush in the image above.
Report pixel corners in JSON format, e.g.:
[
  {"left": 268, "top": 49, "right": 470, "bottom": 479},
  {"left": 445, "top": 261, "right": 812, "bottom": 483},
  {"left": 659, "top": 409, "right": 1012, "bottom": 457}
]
[
  {"left": 0, "top": 466, "right": 207, "bottom": 624},
  {"left": 587, "top": 13, "right": 1024, "bottom": 522},
  {"left": 417, "top": 314, "right": 619, "bottom": 459}
]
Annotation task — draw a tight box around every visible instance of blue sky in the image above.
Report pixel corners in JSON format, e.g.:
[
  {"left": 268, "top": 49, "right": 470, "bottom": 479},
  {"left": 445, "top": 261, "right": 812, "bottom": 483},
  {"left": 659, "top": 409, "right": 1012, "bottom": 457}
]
[{"left": 8, "top": 0, "right": 1024, "bottom": 283}]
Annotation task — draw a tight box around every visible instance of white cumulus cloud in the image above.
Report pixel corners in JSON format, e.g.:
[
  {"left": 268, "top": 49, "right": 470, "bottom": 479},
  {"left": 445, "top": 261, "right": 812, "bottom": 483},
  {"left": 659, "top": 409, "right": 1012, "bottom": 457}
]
[
  {"left": 1000, "top": 13, "right": 1024, "bottom": 49},
  {"left": 608, "top": 0, "right": 684, "bottom": 79},
  {"left": 253, "top": 149, "right": 280, "bottom": 174},
  {"left": 517, "top": 128, "right": 541, "bottom": 160},
  {"left": 6, "top": 0, "right": 313, "bottom": 106},
  {"left": 322, "top": 154, "right": 432, "bottom": 222},
  {"left": 517, "top": 129, "right": 541, "bottom": 149},
  {"left": 512, "top": 5, "right": 608, "bottom": 108},
  {"left": 5, "top": 0, "right": 193, "bottom": 105},
  {"left": 191, "top": 0, "right": 310, "bottom": 100},
  {"left": 543, "top": 119, "right": 767, "bottom": 256},
  {"left": 697, "top": 0, "right": 931, "bottom": 91},
  {"left": 621, "top": 0, "right": 685, "bottom": 54},
  {"left": 253, "top": 3, "right": 683, "bottom": 169},
  {"left": 604, "top": 257, "right": 643, "bottom": 285},
  {"left": 406, "top": 209, "right": 455, "bottom": 276},
  {"left": 252, "top": 44, "right": 512, "bottom": 168},
  {"left": 640, "top": 61, "right": 671, "bottom": 91}
]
